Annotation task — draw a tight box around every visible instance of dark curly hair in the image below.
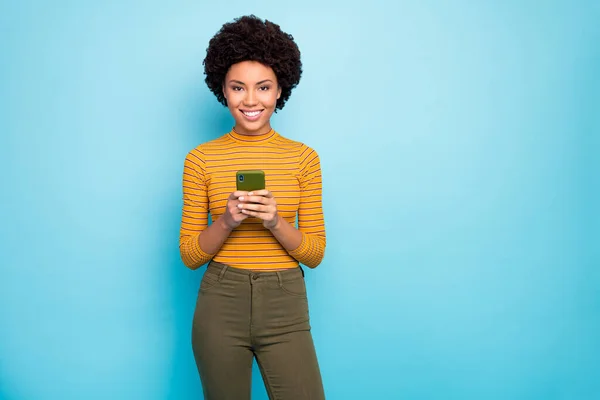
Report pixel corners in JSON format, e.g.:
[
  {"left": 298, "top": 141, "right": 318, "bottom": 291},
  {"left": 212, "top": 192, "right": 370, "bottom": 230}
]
[{"left": 203, "top": 15, "right": 302, "bottom": 111}]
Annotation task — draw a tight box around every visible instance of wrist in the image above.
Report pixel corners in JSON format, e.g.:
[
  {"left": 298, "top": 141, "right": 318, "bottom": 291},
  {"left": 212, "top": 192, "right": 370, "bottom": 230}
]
[
  {"left": 219, "top": 216, "right": 235, "bottom": 232},
  {"left": 267, "top": 214, "right": 282, "bottom": 231}
]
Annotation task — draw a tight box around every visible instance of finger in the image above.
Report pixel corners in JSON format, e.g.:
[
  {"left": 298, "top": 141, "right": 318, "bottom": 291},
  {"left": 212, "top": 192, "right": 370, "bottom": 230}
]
[
  {"left": 238, "top": 203, "right": 269, "bottom": 213},
  {"left": 229, "top": 203, "right": 249, "bottom": 220},
  {"left": 229, "top": 191, "right": 249, "bottom": 200},
  {"left": 227, "top": 200, "right": 240, "bottom": 212},
  {"left": 246, "top": 190, "right": 272, "bottom": 198},
  {"left": 241, "top": 210, "right": 277, "bottom": 228},
  {"left": 231, "top": 205, "right": 248, "bottom": 217},
  {"left": 241, "top": 209, "right": 267, "bottom": 219},
  {"left": 235, "top": 213, "right": 249, "bottom": 222},
  {"left": 238, "top": 195, "right": 270, "bottom": 205}
]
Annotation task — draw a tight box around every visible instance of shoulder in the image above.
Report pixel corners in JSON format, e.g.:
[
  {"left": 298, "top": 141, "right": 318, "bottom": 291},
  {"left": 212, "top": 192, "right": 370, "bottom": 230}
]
[
  {"left": 195, "top": 132, "right": 231, "bottom": 153},
  {"left": 185, "top": 133, "right": 232, "bottom": 158},
  {"left": 274, "top": 132, "right": 320, "bottom": 158},
  {"left": 276, "top": 134, "right": 321, "bottom": 176},
  {"left": 184, "top": 133, "right": 232, "bottom": 171}
]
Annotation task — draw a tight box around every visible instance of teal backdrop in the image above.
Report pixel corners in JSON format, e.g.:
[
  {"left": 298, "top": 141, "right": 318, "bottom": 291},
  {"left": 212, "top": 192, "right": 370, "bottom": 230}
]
[{"left": 1, "top": 1, "right": 598, "bottom": 399}]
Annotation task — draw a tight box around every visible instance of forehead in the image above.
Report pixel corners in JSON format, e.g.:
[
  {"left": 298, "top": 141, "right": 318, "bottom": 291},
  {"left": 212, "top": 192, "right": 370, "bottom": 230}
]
[{"left": 225, "top": 61, "right": 277, "bottom": 83}]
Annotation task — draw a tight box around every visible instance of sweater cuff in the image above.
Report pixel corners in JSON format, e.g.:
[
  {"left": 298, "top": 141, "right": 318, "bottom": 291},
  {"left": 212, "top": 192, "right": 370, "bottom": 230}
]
[
  {"left": 288, "top": 232, "right": 311, "bottom": 260},
  {"left": 190, "top": 233, "right": 215, "bottom": 264}
]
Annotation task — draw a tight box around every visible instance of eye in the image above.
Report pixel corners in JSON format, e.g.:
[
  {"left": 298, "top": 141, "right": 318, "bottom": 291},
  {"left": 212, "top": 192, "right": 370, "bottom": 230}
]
[
  {"left": 232, "top": 86, "right": 243, "bottom": 91},
  {"left": 259, "top": 86, "right": 271, "bottom": 91}
]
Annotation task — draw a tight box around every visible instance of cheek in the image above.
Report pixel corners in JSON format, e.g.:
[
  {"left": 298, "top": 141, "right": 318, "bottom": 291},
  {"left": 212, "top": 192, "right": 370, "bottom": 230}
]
[
  {"left": 225, "top": 90, "right": 241, "bottom": 105},
  {"left": 262, "top": 91, "right": 279, "bottom": 107}
]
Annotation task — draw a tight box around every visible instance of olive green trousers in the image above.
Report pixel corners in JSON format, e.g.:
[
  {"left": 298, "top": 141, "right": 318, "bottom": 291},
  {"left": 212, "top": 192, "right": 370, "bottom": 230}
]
[{"left": 192, "top": 261, "right": 325, "bottom": 400}]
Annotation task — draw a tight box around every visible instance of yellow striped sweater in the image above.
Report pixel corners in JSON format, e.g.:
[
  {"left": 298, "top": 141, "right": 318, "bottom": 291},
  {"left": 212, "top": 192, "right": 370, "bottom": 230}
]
[{"left": 179, "top": 129, "right": 326, "bottom": 270}]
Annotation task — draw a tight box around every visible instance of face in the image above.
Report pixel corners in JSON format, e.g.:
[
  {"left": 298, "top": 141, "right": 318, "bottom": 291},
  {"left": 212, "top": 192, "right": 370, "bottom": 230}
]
[{"left": 223, "top": 60, "right": 282, "bottom": 136}]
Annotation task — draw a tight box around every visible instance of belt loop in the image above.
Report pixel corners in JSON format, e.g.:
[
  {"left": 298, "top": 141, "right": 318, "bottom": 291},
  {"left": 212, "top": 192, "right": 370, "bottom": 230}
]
[
  {"left": 218, "top": 265, "right": 227, "bottom": 282},
  {"left": 276, "top": 271, "right": 283, "bottom": 287}
]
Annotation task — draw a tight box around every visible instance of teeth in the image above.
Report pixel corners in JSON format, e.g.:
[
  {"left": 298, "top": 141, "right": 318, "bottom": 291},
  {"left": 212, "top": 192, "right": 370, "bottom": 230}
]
[{"left": 243, "top": 111, "right": 261, "bottom": 117}]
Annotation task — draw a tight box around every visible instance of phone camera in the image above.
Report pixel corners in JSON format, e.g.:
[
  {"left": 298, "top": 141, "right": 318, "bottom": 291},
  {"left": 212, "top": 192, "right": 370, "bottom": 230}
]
[{"left": 238, "top": 175, "right": 244, "bottom": 182}]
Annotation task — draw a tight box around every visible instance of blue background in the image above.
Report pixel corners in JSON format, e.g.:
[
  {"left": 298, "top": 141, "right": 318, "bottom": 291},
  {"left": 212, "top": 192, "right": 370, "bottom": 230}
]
[{"left": 1, "top": 1, "right": 598, "bottom": 399}]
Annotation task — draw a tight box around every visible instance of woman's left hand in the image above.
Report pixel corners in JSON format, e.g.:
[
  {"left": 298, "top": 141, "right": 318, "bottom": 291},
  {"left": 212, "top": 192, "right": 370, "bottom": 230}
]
[{"left": 237, "top": 190, "right": 280, "bottom": 230}]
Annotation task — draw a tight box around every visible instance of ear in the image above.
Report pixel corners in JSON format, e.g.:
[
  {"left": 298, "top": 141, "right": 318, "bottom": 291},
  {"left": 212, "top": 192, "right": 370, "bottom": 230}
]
[
  {"left": 277, "top": 85, "right": 282, "bottom": 100},
  {"left": 222, "top": 84, "right": 227, "bottom": 99}
]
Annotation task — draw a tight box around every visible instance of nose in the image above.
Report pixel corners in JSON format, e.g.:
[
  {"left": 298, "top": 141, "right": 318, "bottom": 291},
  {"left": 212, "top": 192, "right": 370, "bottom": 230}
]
[{"left": 243, "top": 89, "right": 258, "bottom": 106}]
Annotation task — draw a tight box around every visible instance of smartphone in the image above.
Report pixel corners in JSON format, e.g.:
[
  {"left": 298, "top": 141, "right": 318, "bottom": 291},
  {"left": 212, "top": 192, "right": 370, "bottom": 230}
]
[{"left": 236, "top": 170, "right": 265, "bottom": 191}]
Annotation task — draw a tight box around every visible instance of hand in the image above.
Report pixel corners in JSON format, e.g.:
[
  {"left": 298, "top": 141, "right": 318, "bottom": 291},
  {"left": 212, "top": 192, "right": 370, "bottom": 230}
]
[
  {"left": 237, "top": 190, "right": 280, "bottom": 230},
  {"left": 221, "top": 191, "right": 250, "bottom": 230}
]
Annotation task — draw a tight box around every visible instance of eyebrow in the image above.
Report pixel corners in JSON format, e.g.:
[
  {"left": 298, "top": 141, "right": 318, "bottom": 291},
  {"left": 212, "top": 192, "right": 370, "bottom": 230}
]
[{"left": 228, "top": 79, "right": 274, "bottom": 85}]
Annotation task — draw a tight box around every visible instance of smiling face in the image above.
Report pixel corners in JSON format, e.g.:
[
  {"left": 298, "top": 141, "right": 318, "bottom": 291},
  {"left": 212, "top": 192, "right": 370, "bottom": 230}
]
[{"left": 223, "top": 60, "right": 282, "bottom": 136}]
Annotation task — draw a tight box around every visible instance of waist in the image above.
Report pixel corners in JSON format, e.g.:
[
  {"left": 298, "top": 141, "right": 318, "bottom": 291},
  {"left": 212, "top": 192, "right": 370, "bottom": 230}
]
[
  {"left": 207, "top": 260, "right": 304, "bottom": 282},
  {"left": 211, "top": 222, "right": 301, "bottom": 270}
]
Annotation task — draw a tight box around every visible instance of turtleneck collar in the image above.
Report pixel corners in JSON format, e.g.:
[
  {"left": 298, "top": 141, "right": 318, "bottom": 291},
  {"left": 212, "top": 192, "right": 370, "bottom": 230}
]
[{"left": 228, "top": 128, "right": 278, "bottom": 143}]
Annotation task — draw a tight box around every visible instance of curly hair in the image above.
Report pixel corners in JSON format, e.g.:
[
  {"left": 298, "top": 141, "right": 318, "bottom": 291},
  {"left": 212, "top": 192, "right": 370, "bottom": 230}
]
[{"left": 203, "top": 15, "right": 302, "bottom": 111}]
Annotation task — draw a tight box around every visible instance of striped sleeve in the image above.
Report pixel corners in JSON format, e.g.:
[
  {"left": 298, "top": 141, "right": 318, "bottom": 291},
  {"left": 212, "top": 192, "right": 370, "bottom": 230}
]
[
  {"left": 288, "top": 147, "right": 326, "bottom": 268},
  {"left": 179, "top": 149, "right": 215, "bottom": 269}
]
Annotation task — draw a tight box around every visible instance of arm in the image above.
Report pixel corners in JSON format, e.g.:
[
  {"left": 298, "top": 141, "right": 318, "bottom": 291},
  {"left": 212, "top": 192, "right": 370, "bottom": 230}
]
[
  {"left": 268, "top": 215, "right": 303, "bottom": 254},
  {"left": 179, "top": 150, "right": 214, "bottom": 269},
  {"left": 199, "top": 190, "right": 251, "bottom": 254},
  {"left": 238, "top": 148, "right": 326, "bottom": 268},
  {"left": 287, "top": 148, "right": 326, "bottom": 268},
  {"left": 179, "top": 150, "right": 251, "bottom": 269}
]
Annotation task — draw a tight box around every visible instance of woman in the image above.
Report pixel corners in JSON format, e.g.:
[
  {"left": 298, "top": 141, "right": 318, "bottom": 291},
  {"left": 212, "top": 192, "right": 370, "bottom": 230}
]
[{"left": 179, "top": 15, "right": 326, "bottom": 400}]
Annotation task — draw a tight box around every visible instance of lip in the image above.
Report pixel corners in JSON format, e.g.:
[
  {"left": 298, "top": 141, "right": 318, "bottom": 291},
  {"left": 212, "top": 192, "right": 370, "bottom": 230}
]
[{"left": 240, "top": 109, "right": 264, "bottom": 122}]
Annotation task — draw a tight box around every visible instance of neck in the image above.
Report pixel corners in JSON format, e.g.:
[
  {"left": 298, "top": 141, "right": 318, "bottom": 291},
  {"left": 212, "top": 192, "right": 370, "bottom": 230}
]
[{"left": 233, "top": 125, "right": 273, "bottom": 136}]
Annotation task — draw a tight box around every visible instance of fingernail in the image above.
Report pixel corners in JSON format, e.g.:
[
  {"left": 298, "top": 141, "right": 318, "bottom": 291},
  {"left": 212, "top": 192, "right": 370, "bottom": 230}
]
[
  {"left": 248, "top": 192, "right": 253, "bottom": 196},
  {"left": 237, "top": 204, "right": 243, "bottom": 208},
  {"left": 239, "top": 196, "right": 244, "bottom": 201}
]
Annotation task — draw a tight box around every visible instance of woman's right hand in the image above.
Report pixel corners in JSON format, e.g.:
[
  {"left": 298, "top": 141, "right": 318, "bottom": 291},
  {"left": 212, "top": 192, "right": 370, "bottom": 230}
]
[{"left": 221, "top": 191, "right": 250, "bottom": 230}]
